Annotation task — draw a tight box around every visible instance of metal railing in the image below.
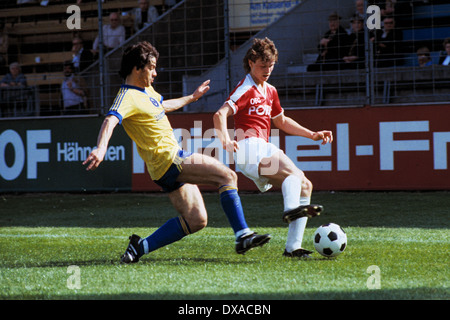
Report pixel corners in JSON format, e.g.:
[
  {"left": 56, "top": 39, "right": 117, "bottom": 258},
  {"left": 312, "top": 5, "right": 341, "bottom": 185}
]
[{"left": 1, "top": 0, "right": 449, "bottom": 118}]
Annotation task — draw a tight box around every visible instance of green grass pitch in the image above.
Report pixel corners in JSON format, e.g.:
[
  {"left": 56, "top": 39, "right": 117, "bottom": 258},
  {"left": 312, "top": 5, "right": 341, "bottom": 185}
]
[{"left": 0, "top": 191, "right": 449, "bottom": 300}]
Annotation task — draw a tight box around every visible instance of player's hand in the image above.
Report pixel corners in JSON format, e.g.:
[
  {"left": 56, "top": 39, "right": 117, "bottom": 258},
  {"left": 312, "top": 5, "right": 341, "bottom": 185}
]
[
  {"left": 312, "top": 130, "right": 333, "bottom": 144},
  {"left": 223, "top": 140, "right": 239, "bottom": 153},
  {"left": 192, "top": 80, "right": 210, "bottom": 101},
  {"left": 83, "top": 147, "right": 106, "bottom": 171}
]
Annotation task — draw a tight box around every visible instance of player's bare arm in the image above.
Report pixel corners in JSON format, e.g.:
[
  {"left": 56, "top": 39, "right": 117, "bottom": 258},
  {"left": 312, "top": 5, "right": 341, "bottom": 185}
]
[
  {"left": 272, "top": 113, "right": 333, "bottom": 144},
  {"left": 163, "top": 80, "right": 210, "bottom": 112},
  {"left": 83, "top": 115, "right": 120, "bottom": 171},
  {"left": 213, "top": 103, "right": 240, "bottom": 152}
]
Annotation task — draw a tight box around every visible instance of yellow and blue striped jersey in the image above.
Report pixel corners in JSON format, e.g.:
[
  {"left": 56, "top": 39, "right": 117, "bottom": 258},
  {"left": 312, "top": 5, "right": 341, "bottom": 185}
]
[{"left": 108, "top": 84, "right": 179, "bottom": 180}]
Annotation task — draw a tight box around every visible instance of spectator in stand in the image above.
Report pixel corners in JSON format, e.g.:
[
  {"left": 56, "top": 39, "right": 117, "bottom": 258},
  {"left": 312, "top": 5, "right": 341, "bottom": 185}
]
[
  {"left": 380, "top": 0, "right": 397, "bottom": 19},
  {"left": 439, "top": 38, "right": 450, "bottom": 66},
  {"left": 61, "top": 61, "right": 89, "bottom": 115},
  {"left": 128, "top": 0, "right": 159, "bottom": 33},
  {"left": 343, "top": 14, "right": 366, "bottom": 69},
  {"left": 416, "top": 47, "right": 432, "bottom": 67},
  {"left": 372, "top": 15, "right": 403, "bottom": 68},
  {"left": 92, "top": 12, "right": 126, "bottom": 56},
  {"left": 347, "top": 0, "right": 365, "bottom": 34},
  {"left": 71, "top": 36, "right": 94, "bottom": 73},
  {"left": 0, "top": 62, "right": 27, "bottom": 117},
  {"left": 368, "top": 1, "right": 397, "bottom": 18},
  {"left": 0, "top": 62, "right": 27, "bottom": 88},
  {"left": 355, "top": 0, "right": 365, "bottom": 19},
  {"left": 307, "top": 12, "right": 352, "bottom": 72}
]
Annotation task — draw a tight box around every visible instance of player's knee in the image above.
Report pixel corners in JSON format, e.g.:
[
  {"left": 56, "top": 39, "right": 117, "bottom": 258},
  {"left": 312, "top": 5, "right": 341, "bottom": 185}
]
[
  {"left": 221, "top": 167, "right": 238, "bottom": 186},
  {"left": 302, "top": 177, "right": 313, "bottom": 194},
  {"left": 190, "top": 219, "right": 207, "bottom": 233}
]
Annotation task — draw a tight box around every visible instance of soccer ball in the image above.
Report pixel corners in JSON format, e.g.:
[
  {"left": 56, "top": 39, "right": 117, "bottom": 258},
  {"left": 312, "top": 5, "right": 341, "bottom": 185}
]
[{"left": 313, "top": 223, "right": 347, "bottom": 257}]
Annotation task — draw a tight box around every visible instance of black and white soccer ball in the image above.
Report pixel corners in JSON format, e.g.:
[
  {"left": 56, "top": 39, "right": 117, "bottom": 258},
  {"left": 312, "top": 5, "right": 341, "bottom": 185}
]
[{"left": 313, "top": 223, "right": 347, "bottom": 257}]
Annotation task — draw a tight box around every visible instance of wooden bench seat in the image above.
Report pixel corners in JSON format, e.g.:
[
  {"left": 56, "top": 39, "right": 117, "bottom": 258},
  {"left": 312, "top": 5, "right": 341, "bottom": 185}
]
[
  {"left": 19, "top": 51, "right": 73, "bottom": 67},
  {"left": 7, "top": 16, "right": 109, "bottom": 35},
  {"left": 25, "top": 72, "right": 64, "bottom": 86}
]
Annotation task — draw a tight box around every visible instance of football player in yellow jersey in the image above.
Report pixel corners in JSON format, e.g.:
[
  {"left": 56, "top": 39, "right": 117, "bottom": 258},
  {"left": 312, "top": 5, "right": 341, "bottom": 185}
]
[{"left": 83, "top": 41, "right": 271, "bottom": 263}]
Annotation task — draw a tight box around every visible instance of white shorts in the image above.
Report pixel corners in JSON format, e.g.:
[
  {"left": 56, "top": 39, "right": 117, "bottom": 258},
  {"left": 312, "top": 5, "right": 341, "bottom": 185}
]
[{"left": 235, "top": 137, "right": 281, "bottom": 192}]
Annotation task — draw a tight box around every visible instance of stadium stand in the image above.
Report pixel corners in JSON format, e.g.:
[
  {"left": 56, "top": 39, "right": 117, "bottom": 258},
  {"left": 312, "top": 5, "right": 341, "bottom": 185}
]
[
  {"left": 0, "top": 0, "right": 449, "bottom": 116},
  {"left": 184, "top": 0, "right": 450, "bottom": 111},
  {"left": 0, "top": 0, "right": 164, "bottom": 116}
]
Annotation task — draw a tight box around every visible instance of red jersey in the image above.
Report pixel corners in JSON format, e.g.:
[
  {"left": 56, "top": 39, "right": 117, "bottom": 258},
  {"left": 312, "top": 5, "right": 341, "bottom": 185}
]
[{"left": 226, "top": 74, "right": 283, "bottom": 142}]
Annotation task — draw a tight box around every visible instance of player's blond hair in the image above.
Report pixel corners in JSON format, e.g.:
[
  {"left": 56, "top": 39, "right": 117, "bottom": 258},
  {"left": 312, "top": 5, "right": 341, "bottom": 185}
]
[{"left": 243, "top": 37, "right": 278, "bottom": 73}]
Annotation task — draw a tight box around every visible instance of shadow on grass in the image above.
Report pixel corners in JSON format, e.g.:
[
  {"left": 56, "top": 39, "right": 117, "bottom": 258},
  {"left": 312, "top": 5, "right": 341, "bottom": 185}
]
[{"left": 3, "top": 256, "right": 258, "bottom": 269}]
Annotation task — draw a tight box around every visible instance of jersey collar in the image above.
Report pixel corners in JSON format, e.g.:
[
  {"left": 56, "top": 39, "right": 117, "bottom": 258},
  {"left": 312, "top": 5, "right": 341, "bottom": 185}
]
[
  {"left": 121, "top": 84, "right": 146, "bottom": 93},
  {"left": 246, "top": 73, "right": 266, "bottom": 98}
]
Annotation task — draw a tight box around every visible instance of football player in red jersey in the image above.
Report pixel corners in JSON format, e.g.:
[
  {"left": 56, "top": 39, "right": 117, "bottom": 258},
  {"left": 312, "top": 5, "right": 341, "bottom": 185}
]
[{"left": 214, "top": 38, "right": 333, "bottom": 258}]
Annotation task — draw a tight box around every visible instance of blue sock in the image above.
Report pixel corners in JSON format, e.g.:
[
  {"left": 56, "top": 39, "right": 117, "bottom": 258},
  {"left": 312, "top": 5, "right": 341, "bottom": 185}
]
[
  {"left": 140, "top": 217, "right": 191, "bottom": 254},
  {"left": 219, "top": 185, "right": 250, "bottom": 238}
]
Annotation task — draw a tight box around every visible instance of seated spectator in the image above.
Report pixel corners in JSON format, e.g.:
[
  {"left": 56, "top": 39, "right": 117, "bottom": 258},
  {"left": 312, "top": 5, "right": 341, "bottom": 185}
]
[
  {"left": 0, "top": 62, "right": 28, "bottom": 117},
  {"left": 355, "top": 0, "right": 365, "bottom": 19},
  {"left": 347, "top": 0, "right": 365, "bottom": 34},
  {"left": 307, "top": 12, "right": 352, "bottom": 72},
  {"left": 369, "top": 1, "right": 397, "bottom": 18},
  {"left": 0, "top": 62, "right": 27, "bottom": 87},
  {"left": 71, "top": 36, "right": 94, "bottom": 73},
  {"left": 128, "top": 0, "right": 159, "bottom": 33},
  {"left": 61, "top": 61, "right": 89, "bottom": 115},
  {"left": 439, "top": 38, "right": 450, "bottom": 66},
  {"left": 92, "top": 12, "right": 126, "bottom": 55},
  {"left": 343, "top": 14, "right": 365, "bottom": 69},
  {"left": 380, "top": 0, "right": 397, "bottom": 19},
  {"left": 416, "top": 47, "right": 432, "bottom": 67},
  {"left": 372, "top": 15, "right": 403, "bottom": 68}
]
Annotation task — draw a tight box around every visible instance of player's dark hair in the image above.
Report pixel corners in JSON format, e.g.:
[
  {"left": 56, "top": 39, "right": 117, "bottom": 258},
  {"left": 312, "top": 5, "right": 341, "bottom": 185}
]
[
  {"left": 119, "top": 41, "right": 159, "bottom": 79},
  {"left": 243, "top": 37, "right": 278, "bottom": 73}
]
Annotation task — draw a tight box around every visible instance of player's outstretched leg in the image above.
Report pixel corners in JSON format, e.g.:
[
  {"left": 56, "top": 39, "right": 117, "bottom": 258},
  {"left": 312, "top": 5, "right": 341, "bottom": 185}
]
[
  {"left": 179, "top": 154, "right": 271, "bottom": 254},
  {"left": 282, "top": 204, "right": 323, "bottom": 223},
  {"left": 121, "top": 216, "right": 192, "bottom": 264}
]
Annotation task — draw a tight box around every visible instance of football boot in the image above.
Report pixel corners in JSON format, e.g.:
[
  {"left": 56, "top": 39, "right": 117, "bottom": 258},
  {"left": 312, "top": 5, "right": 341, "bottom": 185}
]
[
  {"left": 283, "top": 248, "right": 313, "bottom": 259},
  {"left": 235, "top": 232, "right": 271, "bottom": 254},
  {"left": 120, "top": 234, "right": 143, "bottom": 264},
  {"left": 282, "top": 204, "right": 323, "bottom": 223}
]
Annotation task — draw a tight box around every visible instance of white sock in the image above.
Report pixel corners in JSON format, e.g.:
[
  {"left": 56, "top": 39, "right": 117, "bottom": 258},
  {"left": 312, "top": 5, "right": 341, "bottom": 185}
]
[
  {"left": 282, "top": 176, "right": 303, "bottom": 253},
  {"left": 282, "top": 175, "right": 301, "bottom": 211},
  {"left": 285, "top": 196, "right": 311, "bottom": 253}
]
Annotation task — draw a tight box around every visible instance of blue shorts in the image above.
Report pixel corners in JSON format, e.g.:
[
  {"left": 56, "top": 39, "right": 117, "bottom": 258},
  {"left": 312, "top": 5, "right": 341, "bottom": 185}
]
[{"left": 154, "top": 149, "right": 192, "bottom": 193}]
